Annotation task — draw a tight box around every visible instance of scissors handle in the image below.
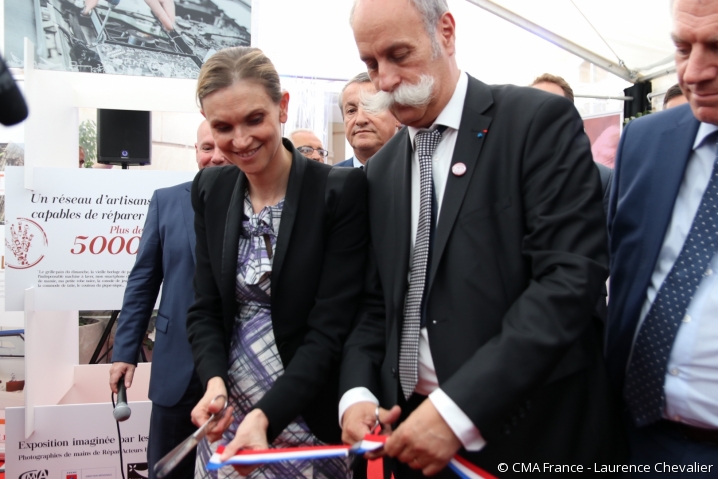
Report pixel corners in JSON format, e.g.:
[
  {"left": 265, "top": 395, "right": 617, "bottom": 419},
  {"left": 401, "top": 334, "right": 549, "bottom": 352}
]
[{"left": 154, "top": 395, "right": 228, "bottom": 478}]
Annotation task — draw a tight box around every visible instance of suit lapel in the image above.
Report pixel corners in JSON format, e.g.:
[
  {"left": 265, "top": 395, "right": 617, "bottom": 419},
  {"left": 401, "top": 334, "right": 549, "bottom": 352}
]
[
  {"left": 428, "top": 77, "right": 494, "bottom": 289},
  {"left": 391, "top": 131, "right": 414, "bottom": 313},
  {"left": 221, "top": 169, "right": 246, "bottom": 301},
  {"left": 181, "top": 183, "right": 196, "bottom": 264},
  {"left": 272, "top": 146, "right": 307, "bottom": 284},
  {"left": 638, "top": 111, "right": 700, "bottom": 290}
]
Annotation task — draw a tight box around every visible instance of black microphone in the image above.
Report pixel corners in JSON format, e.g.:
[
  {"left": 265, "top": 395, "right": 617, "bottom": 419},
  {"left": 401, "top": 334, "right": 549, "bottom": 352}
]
[
  {"left": 0, "top": 55, "right": 28, "bottom": 126},
  {"left": 113, "top": 378, "right": 132, "bottom": 422}
]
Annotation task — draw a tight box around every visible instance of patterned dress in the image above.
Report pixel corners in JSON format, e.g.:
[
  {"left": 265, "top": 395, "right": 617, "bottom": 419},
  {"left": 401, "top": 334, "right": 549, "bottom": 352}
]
[{"left": 195, "top": 193, "right": 351, "bottom": 479}]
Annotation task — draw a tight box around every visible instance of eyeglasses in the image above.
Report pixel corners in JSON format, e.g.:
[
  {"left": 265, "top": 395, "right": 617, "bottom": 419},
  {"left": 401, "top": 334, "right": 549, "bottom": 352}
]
[{"left": 297, "top": 146, "right": 329, "bottom": 157}]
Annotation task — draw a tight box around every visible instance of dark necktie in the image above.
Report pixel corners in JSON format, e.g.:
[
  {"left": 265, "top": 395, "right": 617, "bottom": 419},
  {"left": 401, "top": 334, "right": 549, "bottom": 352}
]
[
  {"left": 624, "top": 144, "right": 718, "bottom": 426},
  {"left": 399, "top": 127, "right": 444, "bottom": 399}
]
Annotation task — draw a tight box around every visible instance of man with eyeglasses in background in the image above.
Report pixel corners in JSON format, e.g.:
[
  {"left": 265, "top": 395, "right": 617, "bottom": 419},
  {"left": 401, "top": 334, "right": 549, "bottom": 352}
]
[{"left": 288, "top": 128, "right": 329, "bottom": 162}]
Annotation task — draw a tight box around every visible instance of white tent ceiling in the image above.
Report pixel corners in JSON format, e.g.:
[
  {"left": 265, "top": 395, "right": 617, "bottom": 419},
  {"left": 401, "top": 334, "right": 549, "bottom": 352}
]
[
  {"left": 468, "top": 0, "right": 676, "bottom": 82},
  {"left": 255, "top": 0, "right": 676, "bottom": 96}
]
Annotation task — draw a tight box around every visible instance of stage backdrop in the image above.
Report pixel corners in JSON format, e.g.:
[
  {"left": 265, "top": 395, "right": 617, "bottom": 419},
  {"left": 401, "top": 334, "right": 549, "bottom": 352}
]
[
  {"left": 5, "top": 0, "right": 250, "bottom": 79},
  {"left": 6, "top": 402, "right": 151, "bottom": 479},
  {"left": 4, "top": 167, "right": 194, "bottom": 311}
]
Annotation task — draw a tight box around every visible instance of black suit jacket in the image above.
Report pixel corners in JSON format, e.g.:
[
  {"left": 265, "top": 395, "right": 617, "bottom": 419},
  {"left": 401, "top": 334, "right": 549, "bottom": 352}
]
[
  {"left": 341, "top": 76, "right": 620, "bottom": 469},
  {"left": 187, "top": 141, "right": 368, "bottom": 443}
]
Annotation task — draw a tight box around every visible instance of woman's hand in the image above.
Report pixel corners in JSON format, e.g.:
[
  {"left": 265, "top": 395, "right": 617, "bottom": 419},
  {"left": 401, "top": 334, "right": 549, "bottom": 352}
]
[
  {"left": 191, "top": 377, "right": 234, "bottom": 443},
  {"left": 219, "top": 408, "right": 270, "bottom": 476}
]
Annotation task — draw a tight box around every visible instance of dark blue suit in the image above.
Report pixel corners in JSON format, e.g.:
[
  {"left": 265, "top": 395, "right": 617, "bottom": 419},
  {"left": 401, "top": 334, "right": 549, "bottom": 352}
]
[
  {"left": 114, "top": 181, "right": 202, "bottom": 479},
  {"left": 607, "top": 104, "right": 717, "bottom": 474},
  {"left": 606, "top": 104, "right": 700, "bottom": 391},
  {"left": 334, "top": 157, "right": 355, "bottom": 167}
]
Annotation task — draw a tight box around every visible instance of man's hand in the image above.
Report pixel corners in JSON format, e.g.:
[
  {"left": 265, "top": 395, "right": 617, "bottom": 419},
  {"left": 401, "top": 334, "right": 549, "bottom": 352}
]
[
  {"left": 219, "top": 408, "right": 269, "bottom": 476},
  {"left": 341, "top": 401, "right": 400, "bottom": 444},
  {"left": 83, "top": 0, "right": 175, "bottom": 31},
  {"left": 384, "top": 399, "right": 462, "bottom": 476},
  {"left": 144, "top": 0, "right": 175, "bottom": 31},
  {"left": 191, "top": 377, "right": 234, "bottom": 443},
  {"left": 82, "top": 0, "right": 99, "bottom": 15},
  {"left": 109, "top": 362, "right": 136, "bottom": 394}
]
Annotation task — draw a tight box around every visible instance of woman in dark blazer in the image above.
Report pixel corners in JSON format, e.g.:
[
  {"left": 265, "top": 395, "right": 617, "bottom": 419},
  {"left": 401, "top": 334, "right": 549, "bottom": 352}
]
[{"left": 187, "top": 47, "right": 367, "bottom": 478}]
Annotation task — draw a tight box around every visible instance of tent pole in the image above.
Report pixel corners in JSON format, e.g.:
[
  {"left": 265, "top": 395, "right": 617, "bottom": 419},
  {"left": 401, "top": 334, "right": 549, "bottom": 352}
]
[
  {"left": 465, "top": 0, "right": 638, "bottom": 83},
  {"left": 574, "top": 95, "right": 633, "bottom": 101},
  {"left": 639, "top": 67, "right": 677, "bottom": 82}
]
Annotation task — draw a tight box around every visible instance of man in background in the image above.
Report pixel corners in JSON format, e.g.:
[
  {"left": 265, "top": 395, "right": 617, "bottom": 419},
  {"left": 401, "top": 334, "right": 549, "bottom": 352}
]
[
  {"left": 336, "top": 72, "right": 400, "bottom": 168},
  {"left": 663, "top": 83, "right": 688, "bottom": 109},
  {"left": 109, "top": 120, "right": 229, "bottom": 479},
  {"left": 288, "top": 128, "right": 328, "bottom": 162},
  {"left": 607, "top": 0, "right": 718, "bottom": 474},
  {"left": 530, "top": 73, "right": 574, "bottom": 102}
]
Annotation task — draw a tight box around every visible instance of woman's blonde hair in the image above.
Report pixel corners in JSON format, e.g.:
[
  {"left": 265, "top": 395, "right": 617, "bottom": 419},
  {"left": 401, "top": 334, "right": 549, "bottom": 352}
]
[{"left": 196, "top": 47, "right": 282, "bottom": 106}]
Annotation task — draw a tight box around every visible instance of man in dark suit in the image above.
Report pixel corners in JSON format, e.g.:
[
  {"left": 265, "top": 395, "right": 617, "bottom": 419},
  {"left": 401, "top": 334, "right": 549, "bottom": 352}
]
[
  {"left": 340, "top": 0, "right": 618, "bottom": 477},
  {"left": 606, "top": 0, "right": 718, "bottom": 474},
  {"left": 530, "top": 73, "right": 612, "bottom": 322},
  {"left": 109, "top": 121, "right": 229, "bottom": 479},
  {"left": 336, "top": 72, "right": 400, "bottom": 168}
]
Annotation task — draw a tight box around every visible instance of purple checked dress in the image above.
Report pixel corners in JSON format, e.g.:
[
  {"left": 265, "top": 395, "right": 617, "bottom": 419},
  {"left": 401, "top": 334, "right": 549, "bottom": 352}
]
[{"left": 195, "top": 193, "right": 351, "bottom": 479}]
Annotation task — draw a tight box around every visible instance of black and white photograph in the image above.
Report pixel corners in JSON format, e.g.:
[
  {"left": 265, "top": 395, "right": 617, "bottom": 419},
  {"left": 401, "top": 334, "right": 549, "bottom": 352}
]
[{"left": 5, "top": 0, "right": 251, "bottom": 78}]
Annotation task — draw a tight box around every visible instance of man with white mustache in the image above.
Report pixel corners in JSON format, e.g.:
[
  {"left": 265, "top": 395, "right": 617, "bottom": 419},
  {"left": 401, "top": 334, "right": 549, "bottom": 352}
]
[{"left": 339, "top": 0, "right": 620, "bottom": 477}]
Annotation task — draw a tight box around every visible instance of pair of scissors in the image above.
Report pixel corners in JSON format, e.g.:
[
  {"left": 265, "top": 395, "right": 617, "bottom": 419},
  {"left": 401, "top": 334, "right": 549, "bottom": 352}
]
[
  {"left": 349, "top": 406, "right": 385, "bottom": 463},
  {"left": 154, "top": 395, "right": 229, "bottom": 478}
]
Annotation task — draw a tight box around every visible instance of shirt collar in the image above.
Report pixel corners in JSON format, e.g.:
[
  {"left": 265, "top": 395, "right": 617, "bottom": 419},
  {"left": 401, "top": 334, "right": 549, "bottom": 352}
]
[
  {"left": 352, "top": 156, "right": 364, "bottom": 168},
  {"left": 407, "top": 71, "right": 468, "bottom": 148},
  {"left": 693, "top": 122, "right": 718, "bottom": 150}
]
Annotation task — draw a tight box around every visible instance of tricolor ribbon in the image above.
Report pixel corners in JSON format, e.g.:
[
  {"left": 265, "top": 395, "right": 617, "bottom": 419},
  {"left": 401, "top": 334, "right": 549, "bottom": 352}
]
[
  {"left": 448, "top": 455, "right": 496, "bottom": 479},
  {"left": 208, "top": 434, "right": 496, "bottom": 479}
]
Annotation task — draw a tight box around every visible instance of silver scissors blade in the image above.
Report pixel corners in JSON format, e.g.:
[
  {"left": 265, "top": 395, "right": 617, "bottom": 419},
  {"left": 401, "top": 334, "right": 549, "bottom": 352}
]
[{"left": 154, "top": 395, "right": 228, "bottom": 478}]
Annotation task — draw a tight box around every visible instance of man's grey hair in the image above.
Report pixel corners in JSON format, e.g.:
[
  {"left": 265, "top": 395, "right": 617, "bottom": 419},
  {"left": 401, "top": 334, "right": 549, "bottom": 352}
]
[
  {"left": 287, "top": 128, "right": 319, "bottom": 144},
  {"left": 339, "top": 72, "right": 373, "bottom": 117},
  {"left": 350, "top": 0, "right": 449, "bottom": 56}
]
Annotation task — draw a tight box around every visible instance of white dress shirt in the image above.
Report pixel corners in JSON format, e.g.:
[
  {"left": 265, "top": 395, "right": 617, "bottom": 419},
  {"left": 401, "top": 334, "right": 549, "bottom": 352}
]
[
  {"left": 339, "top": 72, "right": 486, "bottom": 451},
  {"left": 352, "top": 156, "right": 364, "bottom": 169},
  {"left": 632, "top": 122, "right": 718, "bottom": 429}
]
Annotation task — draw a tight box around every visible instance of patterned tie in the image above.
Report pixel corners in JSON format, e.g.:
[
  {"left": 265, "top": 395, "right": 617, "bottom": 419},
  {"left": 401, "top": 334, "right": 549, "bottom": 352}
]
[
  {"left": 624, "top": 145, "right": 718, "bottom": 426},
  {"left": 399, "top": 127, "right": 444, "bottom": 399}
]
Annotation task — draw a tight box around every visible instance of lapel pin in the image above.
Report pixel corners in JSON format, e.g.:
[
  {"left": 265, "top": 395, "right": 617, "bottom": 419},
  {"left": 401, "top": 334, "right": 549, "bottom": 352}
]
[{"left": 452, "top": 162, "right": 467, "bottom": 177}]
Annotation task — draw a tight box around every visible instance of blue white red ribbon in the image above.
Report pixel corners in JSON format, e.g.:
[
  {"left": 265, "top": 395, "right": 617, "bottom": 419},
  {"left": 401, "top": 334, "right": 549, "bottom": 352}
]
[
  {"left": 207, "top": 434, "right": 496, "bottom": 478},
  {"left": 448, "top": 455, "right": 496, "bottom": 479}
]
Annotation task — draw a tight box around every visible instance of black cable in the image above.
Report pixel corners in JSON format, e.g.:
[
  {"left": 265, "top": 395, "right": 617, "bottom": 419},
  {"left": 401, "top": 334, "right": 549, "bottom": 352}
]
[{"left": 111, "top": 391, "right": 127, "bottom": 479}]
